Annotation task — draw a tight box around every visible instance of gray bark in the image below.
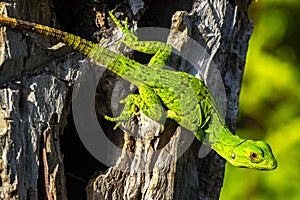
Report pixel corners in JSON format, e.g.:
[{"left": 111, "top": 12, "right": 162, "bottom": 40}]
[{"left": 0, "top": 0, "right": 253, "bottom": 199}]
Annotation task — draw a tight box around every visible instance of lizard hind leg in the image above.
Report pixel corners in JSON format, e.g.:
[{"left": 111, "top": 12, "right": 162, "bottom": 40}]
[
  {"left": 117, "top": 39, "right": 172, "bottom": 68},
  {"left": 108, "top": 11, "right": 172, "bottom": 69}
]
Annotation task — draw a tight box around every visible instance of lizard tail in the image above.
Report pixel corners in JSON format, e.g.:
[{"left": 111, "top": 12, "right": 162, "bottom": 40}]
[
  {"left": 0, "top": 15, "right": 136, "bottom": 76},
  {"left": 0, "top": 15, "right": 96, "bottom": 56}
]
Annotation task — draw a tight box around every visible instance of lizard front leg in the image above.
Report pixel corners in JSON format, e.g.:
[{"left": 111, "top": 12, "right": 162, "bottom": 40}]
[
  {"left": 104, "top": 94, "right": 139, "bottom": 130},
  {"left": 104, "top": 85, "right": 166, "bottom": 130}
]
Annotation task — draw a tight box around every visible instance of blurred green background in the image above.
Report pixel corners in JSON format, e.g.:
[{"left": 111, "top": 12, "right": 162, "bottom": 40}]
[{"left": 220, "top": 0, "right": 300, "bottom": 199}]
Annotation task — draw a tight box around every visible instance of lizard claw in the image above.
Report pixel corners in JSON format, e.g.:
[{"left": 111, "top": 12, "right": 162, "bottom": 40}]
[
  {"left": 124, "top": 17, "right": 129, "bottom": 30},
  {"left": 160, "top": 125, "right": 165, "bottom": 132},
  {"left": 104, "top": 114, "right": 132, "bottom": 130},
  {"left": 103, "top": 114, "right": 115, "bottom": 122},
  {"left": 115, "top": 40, "right": 125, "bottom": 45},
  {"left": 114, "top": 40, "right": 125, "bottom": 49},
  {"left": 113, "top": 122, "right": 122, "bottom": 130}
]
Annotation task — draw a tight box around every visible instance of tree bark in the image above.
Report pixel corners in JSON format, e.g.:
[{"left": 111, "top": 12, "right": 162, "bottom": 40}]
[{"left": 0, "top": 0, "right": 253, "bottom": 199}]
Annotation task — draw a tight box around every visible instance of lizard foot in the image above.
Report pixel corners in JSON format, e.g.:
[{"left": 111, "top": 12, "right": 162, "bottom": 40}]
[
  {"left": 104, "top": 114, "right": 133, "bottom": 130},
  {"left": 104, "top": 94, "right": 140, "bottom": 130},
  {"left": 108, "top": 10, "right": 138, "bottom": 42}
]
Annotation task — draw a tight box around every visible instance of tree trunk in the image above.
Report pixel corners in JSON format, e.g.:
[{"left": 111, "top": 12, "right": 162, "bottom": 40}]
[{"left": 0, "top": 0, "right": 253, "bottom": 199}]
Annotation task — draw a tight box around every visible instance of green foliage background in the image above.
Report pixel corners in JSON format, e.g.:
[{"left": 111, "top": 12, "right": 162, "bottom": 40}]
[{"left": 220, "top": 0, "right": 300, "bottom": 199}]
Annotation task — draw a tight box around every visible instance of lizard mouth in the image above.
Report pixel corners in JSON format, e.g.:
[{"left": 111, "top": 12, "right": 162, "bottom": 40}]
[{"left": 264, "top": 158, "right": 277, "bottom": 170}]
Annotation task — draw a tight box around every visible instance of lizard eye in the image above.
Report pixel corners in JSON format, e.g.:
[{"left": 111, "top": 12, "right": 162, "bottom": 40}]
[
  {"left": 231, "top": 152, "right": 236, "bottom": 160},
  {"left": 249, "top": 152, "right": 260, "bottom": 162},
  {"left": 250, "top": 152, "right": 258, "bottom": 159}
]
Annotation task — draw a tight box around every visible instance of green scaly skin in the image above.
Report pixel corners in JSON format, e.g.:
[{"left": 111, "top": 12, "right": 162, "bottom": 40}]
[{"left": 0, "top": 11, "right": 277, "bottom": 170}]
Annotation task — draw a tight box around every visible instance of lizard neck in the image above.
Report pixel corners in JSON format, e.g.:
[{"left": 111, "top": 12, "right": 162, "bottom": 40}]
[
  {"left": 211, "top": 126, "right": 245, "bottom": 161},
  {"left": 202, "top": 112, "right": 245, "bottom": 161}
]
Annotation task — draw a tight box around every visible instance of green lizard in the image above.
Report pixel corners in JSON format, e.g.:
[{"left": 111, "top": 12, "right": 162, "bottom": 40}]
[{"left": 0, "top": 11, "right": 277, "bottom": 170}]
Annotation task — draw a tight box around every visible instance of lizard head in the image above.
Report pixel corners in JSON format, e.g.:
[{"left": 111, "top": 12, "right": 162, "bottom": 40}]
[{"left": 228, "top": 140, "right": 277, "bottom": 170}]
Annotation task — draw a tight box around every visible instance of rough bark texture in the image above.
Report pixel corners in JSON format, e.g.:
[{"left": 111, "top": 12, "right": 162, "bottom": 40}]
[{"left": 0, "top": 0, "right": 253, "bottom": 199}]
